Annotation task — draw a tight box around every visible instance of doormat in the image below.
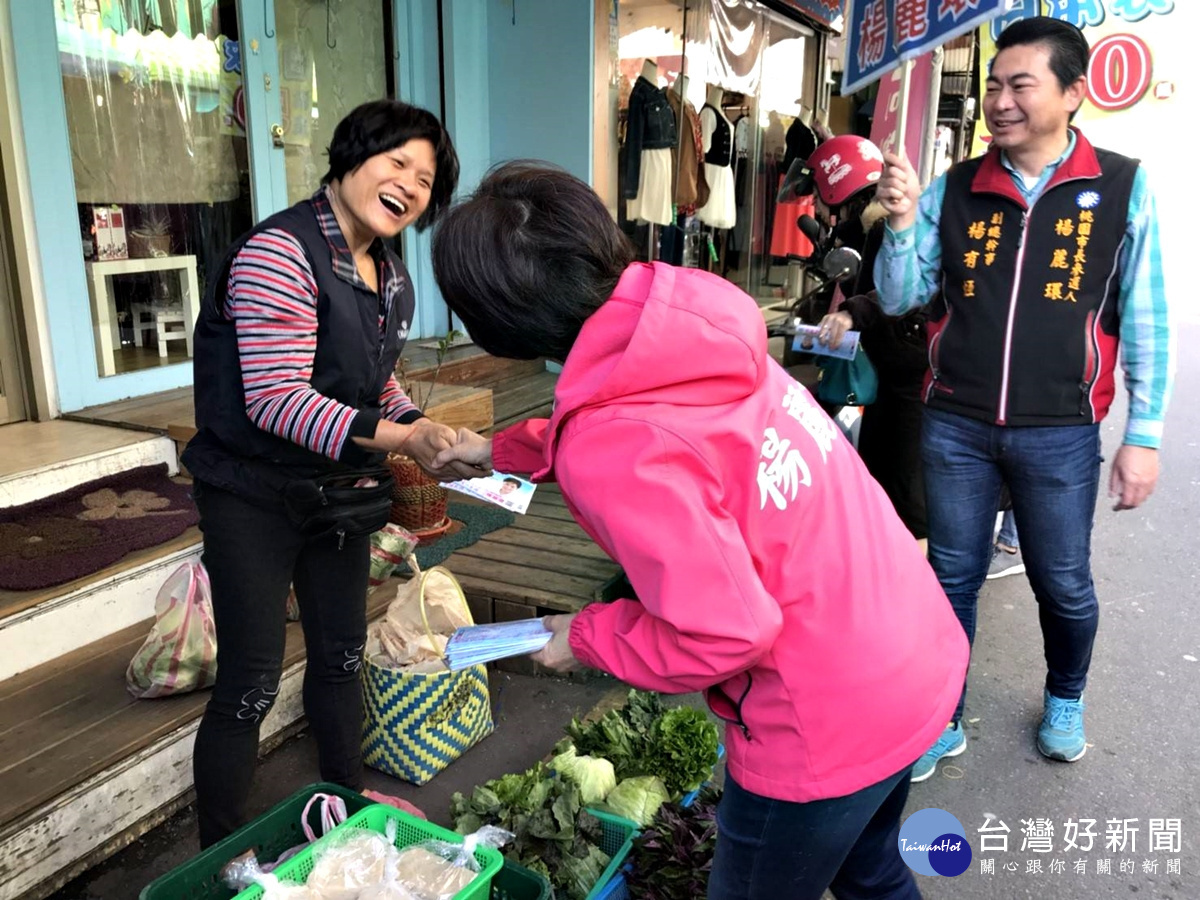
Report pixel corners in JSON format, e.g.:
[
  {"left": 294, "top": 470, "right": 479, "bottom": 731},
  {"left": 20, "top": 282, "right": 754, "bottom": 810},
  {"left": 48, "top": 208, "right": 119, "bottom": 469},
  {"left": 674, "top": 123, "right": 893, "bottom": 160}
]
[
  {"left": 0, "top": 463, "right": 198, "bottom": 591},
  {"left": 403, "top": 502, "right": 514, "bottom": 572}
]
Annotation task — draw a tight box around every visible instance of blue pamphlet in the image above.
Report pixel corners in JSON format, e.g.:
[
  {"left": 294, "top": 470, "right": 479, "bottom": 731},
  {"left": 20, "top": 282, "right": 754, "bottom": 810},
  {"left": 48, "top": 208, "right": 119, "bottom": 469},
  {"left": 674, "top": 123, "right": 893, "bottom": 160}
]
[{"left": 444, "top": 618, "right": 552, "bottom": 671}]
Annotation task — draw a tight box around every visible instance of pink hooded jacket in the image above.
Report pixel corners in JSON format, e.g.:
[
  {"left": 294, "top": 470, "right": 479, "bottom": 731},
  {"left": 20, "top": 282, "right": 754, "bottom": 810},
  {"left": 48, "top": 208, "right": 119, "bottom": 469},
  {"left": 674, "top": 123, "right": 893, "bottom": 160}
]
[{"left": 493, "top": 262, "right": 968, "bottom": 803}]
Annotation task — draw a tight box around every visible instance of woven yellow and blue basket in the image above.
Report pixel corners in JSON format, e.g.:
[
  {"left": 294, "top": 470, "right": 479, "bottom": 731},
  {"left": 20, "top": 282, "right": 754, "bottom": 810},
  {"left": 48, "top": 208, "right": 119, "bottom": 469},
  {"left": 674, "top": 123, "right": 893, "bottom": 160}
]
[{"left": 361, "top": 563, "right": 494, "bottom": 784}]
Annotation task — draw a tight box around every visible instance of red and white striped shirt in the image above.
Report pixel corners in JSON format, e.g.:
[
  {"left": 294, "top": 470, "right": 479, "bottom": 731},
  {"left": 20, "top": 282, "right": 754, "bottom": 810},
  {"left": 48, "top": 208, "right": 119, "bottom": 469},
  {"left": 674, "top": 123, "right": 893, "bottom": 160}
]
[{"left": 226, "top": 191, "right": 419, "bottom": 461}]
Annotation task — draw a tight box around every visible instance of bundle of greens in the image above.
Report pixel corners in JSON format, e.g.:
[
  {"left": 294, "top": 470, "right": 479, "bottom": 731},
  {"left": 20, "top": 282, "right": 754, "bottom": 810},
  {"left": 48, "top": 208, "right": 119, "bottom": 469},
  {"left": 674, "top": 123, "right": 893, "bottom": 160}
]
[
  {"left": 623, "top": 787, "right": 721, "bottom": 900},
  {"left": 565, "top": 688, "right": 665, "bottom": 773},
  {"left": 565, "top": 690, "right": 721, "bottom": 798},
  {"left": 450, "top": 762, "right": 611, "bottom": 900}
]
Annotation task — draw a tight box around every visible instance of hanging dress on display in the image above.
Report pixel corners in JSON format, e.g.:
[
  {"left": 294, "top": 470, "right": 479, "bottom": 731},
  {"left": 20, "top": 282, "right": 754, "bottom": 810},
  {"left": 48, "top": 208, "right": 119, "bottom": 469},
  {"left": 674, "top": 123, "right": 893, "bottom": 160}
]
[
  {"left": 627, "top": 151, "right": 673, "bottom": 225},
  {"left": 771, "top": 117, "right": 818, "bottom": 258},
  {"left": 622, "top": 76, "right": 678, "bottom": 227},
  {"left": 666, "top": 90, "right": 709, "bottom": 214},
  {"left": 697, "top": 103, "right": 736, "bottom": 230},
  {"left": 770, "top": 180, "right": 816, "bottom": 259}
]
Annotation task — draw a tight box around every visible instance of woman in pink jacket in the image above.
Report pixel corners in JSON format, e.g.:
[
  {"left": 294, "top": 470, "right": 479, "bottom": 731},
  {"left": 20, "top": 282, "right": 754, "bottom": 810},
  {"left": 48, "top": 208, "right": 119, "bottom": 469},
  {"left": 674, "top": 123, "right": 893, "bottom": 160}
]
[{"left": 430, "top": 163, "right": 969, "bottom": 900}]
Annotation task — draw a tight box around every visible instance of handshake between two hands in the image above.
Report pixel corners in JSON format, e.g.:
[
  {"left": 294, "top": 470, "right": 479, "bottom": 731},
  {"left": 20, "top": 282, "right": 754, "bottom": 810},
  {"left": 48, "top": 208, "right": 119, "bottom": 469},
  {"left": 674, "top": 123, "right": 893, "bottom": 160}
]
[{"left": 399, "top": 423, "right": 493, "bottom": 482}]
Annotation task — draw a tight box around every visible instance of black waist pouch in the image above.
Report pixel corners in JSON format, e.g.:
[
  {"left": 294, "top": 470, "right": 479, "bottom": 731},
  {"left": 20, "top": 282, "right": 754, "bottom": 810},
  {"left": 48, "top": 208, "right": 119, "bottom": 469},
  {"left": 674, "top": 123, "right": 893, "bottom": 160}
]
[{"left": 281, "top": 466, "right": 394, "bottom": 544}]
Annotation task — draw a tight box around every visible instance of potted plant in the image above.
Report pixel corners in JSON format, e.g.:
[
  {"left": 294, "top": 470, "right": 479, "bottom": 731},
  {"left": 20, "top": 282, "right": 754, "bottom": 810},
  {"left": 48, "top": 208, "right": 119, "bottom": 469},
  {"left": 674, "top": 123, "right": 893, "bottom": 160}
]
[
  {"left": 129, "top": 213, "right": 173, "bottom": 259},
  {"left": 386, "top": 329, "right": 464, "bottom": 536}
]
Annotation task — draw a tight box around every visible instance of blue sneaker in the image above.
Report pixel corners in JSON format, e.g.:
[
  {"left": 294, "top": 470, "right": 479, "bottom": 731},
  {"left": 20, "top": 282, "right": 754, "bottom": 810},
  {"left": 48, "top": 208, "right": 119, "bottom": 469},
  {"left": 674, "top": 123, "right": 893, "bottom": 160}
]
[
  {"left": 910, "top": 722, "right": 966, "bottom": 783},
  {"left": 1037, "top": 690, "right": 1087, "bottom": 762}
]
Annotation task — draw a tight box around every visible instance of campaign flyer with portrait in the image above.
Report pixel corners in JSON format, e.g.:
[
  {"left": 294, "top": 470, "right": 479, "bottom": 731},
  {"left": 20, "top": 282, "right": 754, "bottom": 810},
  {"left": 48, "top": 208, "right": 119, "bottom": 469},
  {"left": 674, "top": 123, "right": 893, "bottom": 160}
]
[{"left": 445, "top": 472, "right": 537, "bottom": 514}]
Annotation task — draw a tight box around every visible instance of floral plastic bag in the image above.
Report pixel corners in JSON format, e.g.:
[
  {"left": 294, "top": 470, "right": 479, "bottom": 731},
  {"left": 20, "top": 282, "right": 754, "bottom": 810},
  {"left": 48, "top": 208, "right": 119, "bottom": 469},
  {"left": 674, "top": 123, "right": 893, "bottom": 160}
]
[
  {"left": 369, "top": 523, "right": 420, "bottom": 587},
  {"left": 125, "top": 561, "right": 217, "bottom": 699}
]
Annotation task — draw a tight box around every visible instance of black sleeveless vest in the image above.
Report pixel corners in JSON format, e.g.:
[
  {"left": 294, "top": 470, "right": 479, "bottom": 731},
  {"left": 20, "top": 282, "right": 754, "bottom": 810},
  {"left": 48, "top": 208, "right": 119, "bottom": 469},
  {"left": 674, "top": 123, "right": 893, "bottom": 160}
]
[
  {"left": 182, "top": 198, "right": 414, "bottom": 503},
  {"left": 703, "top": 104, "right": 733, "bottom": 167}
]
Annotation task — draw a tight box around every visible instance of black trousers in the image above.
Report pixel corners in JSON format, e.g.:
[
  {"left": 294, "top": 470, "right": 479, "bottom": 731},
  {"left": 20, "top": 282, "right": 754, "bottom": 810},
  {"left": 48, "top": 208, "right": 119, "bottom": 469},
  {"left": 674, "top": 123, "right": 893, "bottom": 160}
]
[
  {"left": 192, "top": 480, "right": 371, "bottom": 848},
  {"left": 856, "top": 393, "right": 927, "bottom": 540}
]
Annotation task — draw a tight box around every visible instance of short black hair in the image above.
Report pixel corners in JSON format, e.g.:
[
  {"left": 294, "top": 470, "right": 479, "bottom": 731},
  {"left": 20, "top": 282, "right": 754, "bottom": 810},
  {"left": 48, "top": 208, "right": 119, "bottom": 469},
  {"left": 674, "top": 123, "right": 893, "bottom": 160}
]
[
  {"left": 502, "top": 477, "right": 521, "bottom": 486},
  {"left": 322, "top": 99, "right": 459, "bottom": 231},
  {"left": 431, "top": 162, "right": 634, "bottom": 361},
  {"left": 995, "top": 16, "right": 1090, "bottom": 92}
]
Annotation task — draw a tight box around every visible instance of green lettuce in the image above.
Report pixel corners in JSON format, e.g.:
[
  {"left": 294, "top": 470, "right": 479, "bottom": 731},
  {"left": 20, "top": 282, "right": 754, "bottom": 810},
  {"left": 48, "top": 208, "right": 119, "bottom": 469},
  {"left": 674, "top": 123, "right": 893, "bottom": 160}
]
[
  {"left": 644, "top": 706, "right": 721, "bottom": 796},
  {"left": 551, "top": 744, "right": 618, "bottom": 804},
  {"left": 601, "top": 776, "right": 670, "bottom": 827},
  {"left": 450, "top": 763, "right": 612, "bottom": 900}
]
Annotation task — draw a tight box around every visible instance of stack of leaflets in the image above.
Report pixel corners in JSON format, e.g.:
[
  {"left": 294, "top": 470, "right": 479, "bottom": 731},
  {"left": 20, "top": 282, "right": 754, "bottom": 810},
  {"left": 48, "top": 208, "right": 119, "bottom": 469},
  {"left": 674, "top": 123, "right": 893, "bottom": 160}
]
[
  {"left": 444, "top": 619, "right": 553, "bottom": 671},
  {"left": 444, "top": 471, "right": 537, "bottom": 514}
]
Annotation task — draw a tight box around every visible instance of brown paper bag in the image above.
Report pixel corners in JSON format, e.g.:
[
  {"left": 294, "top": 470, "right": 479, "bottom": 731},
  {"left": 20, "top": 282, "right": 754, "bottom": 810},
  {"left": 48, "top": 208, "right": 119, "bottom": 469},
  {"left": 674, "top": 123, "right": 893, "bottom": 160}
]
[{"left": 367, "top": 557, "right": 472, "bottom": 668}]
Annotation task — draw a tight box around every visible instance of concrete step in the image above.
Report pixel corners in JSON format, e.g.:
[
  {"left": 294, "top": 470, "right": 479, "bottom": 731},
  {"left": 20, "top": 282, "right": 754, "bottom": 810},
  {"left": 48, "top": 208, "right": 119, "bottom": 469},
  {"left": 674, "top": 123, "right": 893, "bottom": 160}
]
[
  {"left": 0, "top": 421, "right": 190, "bottom": 680},
  {"left": 0, "top": 634, "right": 308, "bottom": 900},
  {"left": 0, "top": 528, "right": 202, "bottom": 681},
  {"left": 0, "top": 422, "right": 177, "bottom": 509},
  {"left": 0, "top": 583, "right": 400, "bottom": 899}
]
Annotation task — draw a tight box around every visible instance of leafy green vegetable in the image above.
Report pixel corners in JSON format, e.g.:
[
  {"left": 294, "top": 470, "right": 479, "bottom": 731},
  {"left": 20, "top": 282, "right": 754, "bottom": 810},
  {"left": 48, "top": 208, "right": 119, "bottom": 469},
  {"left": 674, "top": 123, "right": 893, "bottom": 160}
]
[
  {"left": 450, "top": 763, "right": 611, "bottom": 900},
  {"left": 558, "top": 843, "right": 612, "bottom": 899},
  {"left": 644, "top": 706, "right": 722, "bottom": 796},
  {"left": 565, "top": 689, "right": 665, "bottom": 778},
  {"left": 625, "top": 787, "right": 721, "bottom": 900},
  {"left": 551, "top": 744, "right": 618, "bottom": 804},
  {"left": 601, "top": 776, "right": 670, "bottom": 827},
  {"left": 564, "top": 690, "right": 721, "bottom": 798}
]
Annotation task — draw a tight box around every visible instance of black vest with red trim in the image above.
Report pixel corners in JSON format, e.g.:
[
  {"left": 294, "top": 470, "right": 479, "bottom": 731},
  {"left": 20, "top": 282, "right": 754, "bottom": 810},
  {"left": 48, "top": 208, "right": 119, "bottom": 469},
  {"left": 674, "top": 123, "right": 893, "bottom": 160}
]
[{"left": 928, "top": 131, "right": 1138, "bottom": 427}]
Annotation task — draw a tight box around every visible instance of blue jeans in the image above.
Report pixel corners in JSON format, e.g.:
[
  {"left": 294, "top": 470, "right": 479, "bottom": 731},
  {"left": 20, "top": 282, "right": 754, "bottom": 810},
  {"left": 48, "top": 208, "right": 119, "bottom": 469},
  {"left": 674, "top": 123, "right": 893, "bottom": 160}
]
[
  {"left": 708, "top": 768, "right": 920, "bottom": 900},
  {"left": 921, "top": 408, "right": 1102, "bottom": 722},
  {"left": 997, "top": 509, "right": 1019, "bottom": 549}
]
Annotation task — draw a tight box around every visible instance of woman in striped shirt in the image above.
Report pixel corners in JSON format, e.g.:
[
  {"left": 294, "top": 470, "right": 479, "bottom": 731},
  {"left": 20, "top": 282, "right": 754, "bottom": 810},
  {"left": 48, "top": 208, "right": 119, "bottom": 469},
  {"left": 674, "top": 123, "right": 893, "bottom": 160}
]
[{"left": 183, "top": 100, "right": 479, "bottom": 847}]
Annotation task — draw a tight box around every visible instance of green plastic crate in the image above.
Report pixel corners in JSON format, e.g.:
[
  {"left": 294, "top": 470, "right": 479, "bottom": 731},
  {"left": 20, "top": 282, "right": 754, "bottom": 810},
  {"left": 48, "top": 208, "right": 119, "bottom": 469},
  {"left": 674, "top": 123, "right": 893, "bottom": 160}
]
[
  {"left": 233, "top": 804, "right": 504, "bottom": 900},
  {"left": 140, "top": 782, "right": 373, "bottom": 900},
  {"left": 490, "top": 860, "right": 552, "bottom": 900},
  {"left": 582, "top": 809, "right": 638, "bottom": 900}
]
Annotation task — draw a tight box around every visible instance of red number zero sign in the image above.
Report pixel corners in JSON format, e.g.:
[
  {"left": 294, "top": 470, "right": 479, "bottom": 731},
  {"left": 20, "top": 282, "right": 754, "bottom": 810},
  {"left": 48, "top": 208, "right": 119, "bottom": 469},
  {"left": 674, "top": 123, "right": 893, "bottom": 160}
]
[{"left": 1087, "top": 33, "right": 1152, "bottom": 112}]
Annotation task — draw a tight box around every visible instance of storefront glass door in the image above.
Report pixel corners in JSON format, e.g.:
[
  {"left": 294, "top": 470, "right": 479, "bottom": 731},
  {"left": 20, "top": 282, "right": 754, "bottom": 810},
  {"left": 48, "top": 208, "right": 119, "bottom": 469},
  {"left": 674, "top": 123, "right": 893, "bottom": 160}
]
[
  {"left": 53, "top": 0, "right": 254, "bottom": 381},
  {"left": 272, "top": 0, "right": 392, "bottom": 206}
]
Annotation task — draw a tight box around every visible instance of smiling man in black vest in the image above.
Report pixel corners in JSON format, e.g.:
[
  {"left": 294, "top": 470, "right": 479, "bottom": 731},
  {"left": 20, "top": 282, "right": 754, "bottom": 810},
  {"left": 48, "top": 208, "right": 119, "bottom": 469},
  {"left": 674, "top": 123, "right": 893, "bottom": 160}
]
[{"left": 872, "top": 17, "right": 1174, "bottom": 783}]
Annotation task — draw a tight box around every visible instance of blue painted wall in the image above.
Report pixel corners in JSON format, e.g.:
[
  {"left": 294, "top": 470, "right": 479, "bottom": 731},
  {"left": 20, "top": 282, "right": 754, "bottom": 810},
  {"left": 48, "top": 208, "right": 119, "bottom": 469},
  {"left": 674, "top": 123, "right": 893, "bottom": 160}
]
[
  {"left": 486, "top": 0, "right": 593, "bottom": 182},
  {"left": 395, "top": 0, "right": 449, "bottom": 339},
  {"left": 401, "top": 0, "right": 596, "bottom": 339}
]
